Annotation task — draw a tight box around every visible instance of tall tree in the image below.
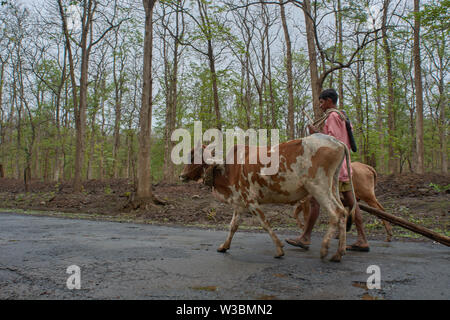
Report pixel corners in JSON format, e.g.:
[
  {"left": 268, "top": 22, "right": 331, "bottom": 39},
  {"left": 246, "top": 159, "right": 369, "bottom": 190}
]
[
  {"left": 279, "top": 0, "right": 294, "bottom": 139},
  {"left": 336, "top": 0, "right": 344, "bottom": 109},
  {"left": 302, "top": 0, "right": 321, "bottom": 118},
  {"left": 293, "top": 0, "right": 381, "bottom": 118},
  {"left": 413, "top": 0, "right": 424, "bottom": 174},
  {"left": 110, "top": 28, "right": 128, "bottom": 178},
  {"left": 381, "top": 0, "right": 397, "bottom": 174},
  {"left": 57, "top": 0, "right": 122, "bottom": 191},
  {"left": 196, "top": 0, "right": 222, "bottom": 130},
  {"left": 135, "top": 0, "right": 158, "bottom": 206},
  {"left": 160, "top": 0, "right": 185, "bottom": 182}
]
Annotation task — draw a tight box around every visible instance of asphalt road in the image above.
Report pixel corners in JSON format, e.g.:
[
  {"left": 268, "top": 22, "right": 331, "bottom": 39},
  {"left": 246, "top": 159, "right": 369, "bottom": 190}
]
[{"left": 0, "top": 212, "right": 449, "bottom": 300}]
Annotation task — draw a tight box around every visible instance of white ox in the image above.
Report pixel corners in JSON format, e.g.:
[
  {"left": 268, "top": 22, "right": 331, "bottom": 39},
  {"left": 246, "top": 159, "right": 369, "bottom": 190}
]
[{"left": 180, "top": 133, "right": 356, "bottom": 262}]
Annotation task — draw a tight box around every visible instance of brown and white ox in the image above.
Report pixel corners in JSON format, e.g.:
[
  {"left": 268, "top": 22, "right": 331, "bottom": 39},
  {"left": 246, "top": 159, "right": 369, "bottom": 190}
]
[
  {"left": 293, "top": 161, "right": 393, "bottom": 242},
  {"left": 180, "top": 133, "right": 356, "bottom": 262}
]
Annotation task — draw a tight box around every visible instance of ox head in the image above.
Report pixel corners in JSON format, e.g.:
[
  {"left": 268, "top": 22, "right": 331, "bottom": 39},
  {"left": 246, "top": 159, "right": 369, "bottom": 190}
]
[
  {"left": 179, "top": 144, "right": 224, "bottom": 184},
  {"left": 179, "top": 144, "right": 206, "bottom": 182}
]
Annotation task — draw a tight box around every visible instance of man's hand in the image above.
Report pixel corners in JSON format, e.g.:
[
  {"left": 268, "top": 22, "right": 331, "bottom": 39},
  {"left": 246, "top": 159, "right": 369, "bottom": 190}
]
[{"left": 308, "top": 124, "right": 319, "bottom": 134}]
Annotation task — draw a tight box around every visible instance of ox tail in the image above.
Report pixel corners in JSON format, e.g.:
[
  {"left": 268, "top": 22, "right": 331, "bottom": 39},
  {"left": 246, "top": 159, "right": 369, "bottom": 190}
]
[
  {"left": 343, "top": 144, "right": 357, "bottom": 232},
  {"left": 366, "top": 164, "right": 378, "bottom": 186}
]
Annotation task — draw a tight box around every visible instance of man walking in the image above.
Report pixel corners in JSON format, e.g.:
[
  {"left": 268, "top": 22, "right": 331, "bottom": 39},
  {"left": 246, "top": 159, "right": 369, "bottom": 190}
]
[{"left": 286, "top": 89, "right": 370, "bottom": 252}]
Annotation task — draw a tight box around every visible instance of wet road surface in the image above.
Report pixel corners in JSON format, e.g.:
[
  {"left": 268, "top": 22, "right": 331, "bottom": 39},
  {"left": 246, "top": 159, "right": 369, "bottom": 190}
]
[{"left": 0, "top": 212, "right": 449, "bottom": 299}]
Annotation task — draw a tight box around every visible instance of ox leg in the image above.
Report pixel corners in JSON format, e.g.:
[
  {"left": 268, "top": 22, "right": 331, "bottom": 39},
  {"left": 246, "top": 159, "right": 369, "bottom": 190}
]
[
  {"left": 366, "top": 199, "right": 393, "bottom": 242},
  {"left": 217, "top": 208, "right": 243, "bottom": 253},
  {"left": 323, "top": 202, "right": 347, "bottom": 262},
  {"left": 250, "top": 205, "right": 284, "bottom": 258},
  {"left": 330, "top": 210, "right": 347, "bottom": 262},
  {"left": 381, "top": 220, "right": 393, "bottom": 242},
  {"left": 307, "top": 185, "right": 346, "bottom": 262}
]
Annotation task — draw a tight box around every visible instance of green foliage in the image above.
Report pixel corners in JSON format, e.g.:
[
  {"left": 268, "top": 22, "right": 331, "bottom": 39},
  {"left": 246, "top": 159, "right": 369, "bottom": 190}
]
[
  {"left": 428, "top": 183, "right": 450, "bottom": 193},
  {"left": 421, "top": 0, "right": 450, "bottom": 32},
  {"left": 104, "top": 185, "right": 112, "bottom": 195}
]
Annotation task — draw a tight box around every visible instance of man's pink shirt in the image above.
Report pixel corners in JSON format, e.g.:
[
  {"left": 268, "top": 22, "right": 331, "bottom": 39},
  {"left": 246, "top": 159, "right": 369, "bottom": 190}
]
[{"left": 322, "top": 111, "right": 352, "bottom": 182}]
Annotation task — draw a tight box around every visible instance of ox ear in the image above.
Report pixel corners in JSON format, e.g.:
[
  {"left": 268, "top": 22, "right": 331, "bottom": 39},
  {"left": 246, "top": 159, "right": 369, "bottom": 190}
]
[
  {"left": 213, "top": 163, "right": 225, "bottom": 175},
  {"left": 205, "top": 158, "right": 225, "bottom": 175}
]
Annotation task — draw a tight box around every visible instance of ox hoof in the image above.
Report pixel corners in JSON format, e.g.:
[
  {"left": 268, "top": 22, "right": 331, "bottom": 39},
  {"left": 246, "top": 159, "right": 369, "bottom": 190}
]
[
  {"left": 330, "top": 254, "right": 342, "bottom": 262},
  {"left": 273, "top": 246, "right": 285, "bottom": 258},
  {"left": 217, "top": 246, "right": 228, "bottom": 253},
  {"left": 320, "top": 249, "right": 328, "bottom": 260}
]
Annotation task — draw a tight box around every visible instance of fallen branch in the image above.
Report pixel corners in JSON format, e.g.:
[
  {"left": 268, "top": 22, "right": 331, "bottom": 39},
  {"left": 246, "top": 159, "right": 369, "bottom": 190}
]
[{"left": 359, "top": 204, "right": 450, "bottom": 247}]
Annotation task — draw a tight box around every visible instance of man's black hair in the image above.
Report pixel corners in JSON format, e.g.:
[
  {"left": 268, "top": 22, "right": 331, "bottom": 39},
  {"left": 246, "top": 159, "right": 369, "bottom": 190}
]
[{"left": 319, "top": 88, "right": 338, "bottom": 104}]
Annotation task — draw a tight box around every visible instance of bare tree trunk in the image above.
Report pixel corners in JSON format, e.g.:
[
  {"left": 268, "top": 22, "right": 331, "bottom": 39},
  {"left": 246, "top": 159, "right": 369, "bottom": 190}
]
[
  {"left": 257, "top": 5, "right": 267, "bottom": 129},
  {"left": 362, "top": 59, "right": 371, "bottom": 165},
  {"left": 57, "top": 0, "right": 81, "bottom": 189},
  {"left": 54, "top": 46, "right": 67, "bottom": 182},
  {"left": 43, "top": 149, "right": 49, "bottom": 182},
  {"left": 162, "top": 3, "right": 183, "bottom": 183},
  {"left": 112, "top": 31, "right": 125, "bottom": 179},
  {"left": 207, "top": 41, "right": 222, "bottom": 130},
  {"left": 374, "top": 31, "right": 385, "bottom": 173},
  {"left": 162, "top": 27, "right": 172, "bottom": 182},
  {"left": 244, "top": 18, "right": 252, "bottom": 129},
  {"left": 382, "top": 0, "right": 397, "bottom": 174},
  {"left": 13, "top": 71, "right": 21, "bottom": 179},
  {"left": 261, "top": 4, "right": 272, "bottom": 129},
  {"left": 32, "top": 89, "right": 43, "bottom": 179},
  {"left": 24, "top": 166, "right": 31, "bottom": 192},
  {"left": 136, "top": 0, "right": 157, "bottom": 203},
  {"left": 33, "top": 118, "right": 40, "bottom": 179},
  {"left": 128, "top": 55, "right": 139, "bottom": 182},
  {"left": 406, "top": 52, "right": 416, "bottom": 172},
  {"left": 438, "top": 75, "right": 447, "bottom": 173},
  {"left": 303, "top": 0, "right": 321, "bottom": 118},
  {"left": 337, "top": 0, "right": 344, "bottom": 109},
  {"left": 74, "top": 41, "right": 89, "bottom": 190},
  {"left": 413, "top": 0, "right": 424, "bottom": 174},
  {"left": 255, "top": 78, "right": 264, "bottom": 129},
  {"left": 280, "top": 0, "right": 294, "bottom": 139},
  {"left": 0, "top": 62, "right": 4, "bottom": 166},
  {"left": 409, "top": 100, "right": 416, "bottom": 172},
  {"left": 86, "top": 98, "right": 98, "bottom": 180},
  {"left": 99, "top": 94, "right": 106, "bottom": 180},
  {"left": 355, "top": 58, "right": 364, "bottom": 159},
  {"left": 195, "top": 0, "right": 221, "bottom": 130},
  {"left": 266, "top": 32, "right": 276, "bottom": 130},
  {"left": 112, "top": 85, "right": 122, "bottom": 179}
]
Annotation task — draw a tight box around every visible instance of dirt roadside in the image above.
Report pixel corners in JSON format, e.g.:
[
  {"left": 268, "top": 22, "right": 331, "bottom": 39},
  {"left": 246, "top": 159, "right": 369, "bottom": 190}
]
[{"left": 0, "top": 173, "right": 448, "bottom": 242}]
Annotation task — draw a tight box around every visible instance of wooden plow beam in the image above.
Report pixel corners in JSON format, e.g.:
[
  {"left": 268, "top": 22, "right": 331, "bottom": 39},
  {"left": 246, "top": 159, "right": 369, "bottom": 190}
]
[{"left": 359, "top": 204, "right": 450, "bottom": 247}]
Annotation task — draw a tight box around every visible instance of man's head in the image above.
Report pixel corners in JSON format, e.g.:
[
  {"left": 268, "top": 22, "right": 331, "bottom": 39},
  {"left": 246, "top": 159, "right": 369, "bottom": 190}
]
[{"left": 319, "top": 89, "right": 338, "bottom": 112}]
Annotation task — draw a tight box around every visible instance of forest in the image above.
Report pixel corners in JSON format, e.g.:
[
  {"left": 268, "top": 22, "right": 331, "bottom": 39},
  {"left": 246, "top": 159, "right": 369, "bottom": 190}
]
[{"left": 0, "top": 0, "right": 448, "bottom": 201}]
